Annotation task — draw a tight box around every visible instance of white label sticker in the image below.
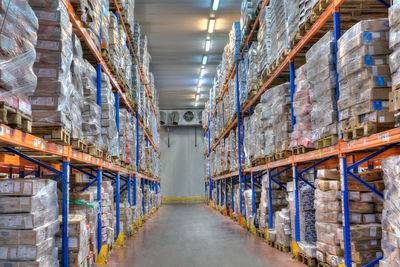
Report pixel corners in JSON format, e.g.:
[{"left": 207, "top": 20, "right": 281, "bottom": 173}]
[
  {"left": 24, "top": 216, "right": 32, "bottom": 228},
  {"left": 370, "top": 227, "right": 377, "bottom": 237},
  {"left": 379, "top": 116, "right": 385, "bottom": 123},
  {"left": 375, "top": 59, "right": 384, "bottom": 65},
  {"left": 0, "top": 181, "right": 13, "bottom": 193},
  {"left": 5, "top": 127, "right": 10, "bottom": 135},
  {"left": 0, "top": 126, "right": 4, "bottom": 136},
  {"left": 372, "top": 32, "right": 381, "bottom": 38}
]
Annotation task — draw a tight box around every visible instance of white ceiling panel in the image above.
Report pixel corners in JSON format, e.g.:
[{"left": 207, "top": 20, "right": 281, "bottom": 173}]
[{"left": 135, "top": 0, "right": 242, "bottom": 109}]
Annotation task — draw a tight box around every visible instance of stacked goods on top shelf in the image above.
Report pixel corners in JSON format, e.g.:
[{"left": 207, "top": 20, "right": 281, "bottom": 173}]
[
  {"left": 245, "top": 42, "right": 259, "bottom": 98},
  {"left": 381, "top": 155, "right": 400, "bottom": 267},
  {"left": 240, "top": 0, "right": 257, "bottom": 41},
  {"left": 0, "top": 179, "right": 59, "bottom": 266},
  {"left": 337, "top": 19, "right": 394, "bottom": 141},
  {"left": 307, "top": 31, "right": 338, "bottom": 146},
  {"left": 286, "top": 0, "right": 318, "bottom": 45},
  {"left": 314, "top": 169, "right": 344, "bottom": 266},
  {"left": 290, "top": 65, "right": 313, "bottom": 150},
  {"left": 287, "top": 169, "right": 317, "bottom": 258},
  {"left": 243, "top": 104, "right": 263, "bottom": 165},
  {"left": 119, "top": 108, "right": 137, "bottom": 165},
  {"left": 30, "top": 1, "right": 74, "bottom": 134},
  {"left": 268, "top": 0, "right": 290, "bottom": 67},
  {"left": 0, "top": 0, "right": 38, "bottom": 127},
  {"left": 337, "top": 169, "right": 384, "bottom": 266},
  {"left": 257, "top": 6, "right": 271, "bottom": 76},
  {"left": 389, "top": 1, "right": 400, "bottom": 126}
]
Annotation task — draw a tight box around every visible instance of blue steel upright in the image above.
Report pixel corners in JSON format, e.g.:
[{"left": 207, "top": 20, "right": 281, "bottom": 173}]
[
  {"left": 142, "top": 178, "right": 145, "bottom": 215},
  {"left": 208, "top": 112, "right": 212, "bottom": 203},
  {"left": 231, "top": 177, "right": 234, "bottom": 213},
  {"left": 62, "top": 159, "right": 70, "bottom": 267},
  {"left": 128, "top": 174, "right": 132, "bottom": 207},
  {"left": 268, "top": 170, "right": 273, "bottom": 229},
  {"left": 115, "top": 172, "right": 120, "bottom": 240},
  {"left": 225, "top": 179, "right": 228, "bottom": 211},
  {"left": 251, "top": 172, "right": 255, "bottom": 217},
  {"left": 293, "top": 165, "right": 300, "bottom": 242},
  {"left": 289, "top": 60, "right": 296, "bottom": 130},
  {"left": 97, "top": 167, "right": 102, "bottom": 252},
  {"left": 235, "top": 60, "right": 244, "bottom": 222},
  {"left": 340, "top": 156, "right": 352, "bottom": 266}
]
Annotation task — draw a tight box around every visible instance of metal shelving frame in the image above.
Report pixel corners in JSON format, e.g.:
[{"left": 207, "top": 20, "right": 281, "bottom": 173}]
[
  {"left": 205, "top": 0, "right": 393, "bottom": 266},
  {"left": 0, "top": 1, "right": 161, "bottom": 266}
]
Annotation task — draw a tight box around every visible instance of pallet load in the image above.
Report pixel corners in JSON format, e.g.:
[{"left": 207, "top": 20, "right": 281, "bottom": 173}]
[
  {"left": 238, "top": 54, "right": 248, "bottom": 106},
  {"left": 243, "top": 105, "right": 261, "bottom": 165},
  {"left": 101, "top": 181, "right": 114, "bottom": 247},
  {"left": 290, "top": 65, "right": 313, "bottom": 151},
  {"left": 0, "top": 179, "right": 59, "bottom": 266},
  {"left": 245, "top": 42, "right": 259, "bottom": 99},
  {"left": 101, "top": 73, "right": 119, "bottom": 158},
  {"left": 307, "top": 31, "right": 338, "bottom": 147},
  {"left": 267, "top": 0, "right": 290, "bottom": 70},
  {"left": 257, "top": 6, "right": 271, "bottom": 77},
  {"left": 57, "top": 214, "right": 89, "bottom": 267},
  {"left": 0, "top": 0, "right": 37, "bottom": 132},
  {"left": 119, "top": 203, "right": 133, "bottom": 237},
  {"left": 287, "top": 170, "right": 317, "bottom": 258},
  {"left": 381, "top": 155, "right": 400, "bottom": 267},
  {"left": 314, "top": 169, "right": 344, "bottom": 266},
  {"left": 287, "top": 0, "right": 319, "bottom": 45},
  {"left": 69, "top": 188, "right": 99, "bottom": 264},
  {"left": 243, "top": 188, "right": 261, "bottom": 229},
  {"left": 267, "top": 208, "right": 291, "bottom": 252},
  {"left": 260, "top": 83, "right": 291, "bottom": 160},
  {"left": 30, "top": 0, "right": 74, "bottom": 137},
  {"left": 258, "top": 169, "right": 290, "bottom": 231},
  {"left": 338, "top": 19, "right": 394, "bottom": 141},
  {"left": 389, "top": 1, "right": 400, "bottom": 126},
  {"left": 337, "top": 170, "right": 384, "bottom": 266},
  {"left": 240, "top": 0, "right": 257, "bottom": 41}
]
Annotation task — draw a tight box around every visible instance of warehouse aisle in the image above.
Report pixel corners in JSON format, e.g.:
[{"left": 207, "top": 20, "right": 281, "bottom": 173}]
[{"left": 104, "top": 204, "right": 305, "bottom": 267}]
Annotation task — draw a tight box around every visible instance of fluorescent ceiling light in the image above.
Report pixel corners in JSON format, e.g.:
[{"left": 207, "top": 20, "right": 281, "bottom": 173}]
[
  {"left": 202, "top": 55, "right": 208, "bottom": 65},
  {"left": 195, "top": 102, "right": 198, "bottom": 107},
  {"left": 208, "top": 19, "right": 215, "bottom": 33},
  {"left": 200, "top": 68, "right": 205, "bottom": 77},
  {"left": 197, "top": 87, "right": 201, "bottom": 94},
  {"left": 205, "top": 39, "right": 211, "bottom": 52},
  {"left": 198, "top": 78, "right": 202, "bottom": 86},
  {"left": 196, "top": 94, "right": 199, "bottom": 101},
  {"left": 212, "top": 0, "right": 220, "bottom": 11}
]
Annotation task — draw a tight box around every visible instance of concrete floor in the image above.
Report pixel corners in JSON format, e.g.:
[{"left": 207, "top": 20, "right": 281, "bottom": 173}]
[{"left": 104, "top": 204, "right": 306, "bottom": 267}]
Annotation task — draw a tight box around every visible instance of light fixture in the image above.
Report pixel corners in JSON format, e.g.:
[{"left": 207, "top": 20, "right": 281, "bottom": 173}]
[
  {"left": 200, "top": 68, "right": 205, "bottom": 77},
  {"left": 198, "top": 78, "right": 202, "bottom": 86},
  {"left": 195, "top": 102, "right": 198, "bottom": 107},
  {"left": 202, "top": 55, "right": 208, "bottom": 65},
  {"left": 205, "top": 39, "right": 211, "bottom": 52},
  {"left": 212, "top": 0, "right": 220, "bottom": 11},
  {"left": 208, "top": 19, "right": 215, "bottom": 34},
  {"left": 196, "top": 94, "right": 199, "bottom": 101},
  {"left": 197, "top": 87, "right": 201, "bottom": 94}
]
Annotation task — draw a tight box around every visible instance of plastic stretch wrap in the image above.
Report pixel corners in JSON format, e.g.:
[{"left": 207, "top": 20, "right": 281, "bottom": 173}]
[
  {"left": 381, "top": 156, "right": 400, "bottom": 266},
  {"left": 274, "top": 208, "right": 291, "bottom": 247},
  {"left": 390, "top": 3, "right": 400, "bottom": 92},
  {"left": 268, "top": 0, "right": 290, "bottom": 66},
  {"left": 291, "top": 65, "right": 312, "bottom": 148},
  {"left": 257, "top": 7, "right": 271, "bottom": 74},
  {"left": 0, "top": 0, "right": 38, "bottom": 116}
]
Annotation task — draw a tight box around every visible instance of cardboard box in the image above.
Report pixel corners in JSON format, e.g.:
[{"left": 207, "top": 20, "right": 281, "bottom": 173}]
[
  {"left": 0, "top": 180, "right": 48, "bottom": 196},
  {"left": 0, "top": 237, "right": 54, "bottom": 260}
]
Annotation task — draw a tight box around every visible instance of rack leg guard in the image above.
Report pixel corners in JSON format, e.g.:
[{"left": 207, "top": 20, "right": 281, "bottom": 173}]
[
  {"left": 116, "top": 232, "right": 124, "bottom": 247},
  {"left": 96, "top": 245, "right": 109, "bottom": 265}
]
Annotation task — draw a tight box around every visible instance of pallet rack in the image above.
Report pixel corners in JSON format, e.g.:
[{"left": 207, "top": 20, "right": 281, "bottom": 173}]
[
  {"left": 0, "top": 1, "right": 161, "bottom": 266},
  {"left": 205, "top": 0, "right": 393, "bottom": 266}
]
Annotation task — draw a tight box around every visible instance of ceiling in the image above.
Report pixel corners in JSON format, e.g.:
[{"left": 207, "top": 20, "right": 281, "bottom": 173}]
[{"left": 135, "top": 0, "right": 242, "bottom": 109}]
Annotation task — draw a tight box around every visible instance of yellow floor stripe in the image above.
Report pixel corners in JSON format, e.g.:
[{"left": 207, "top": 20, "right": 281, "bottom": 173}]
[{"left": 162, "top": 197, "right": 205, "bottom": 204}]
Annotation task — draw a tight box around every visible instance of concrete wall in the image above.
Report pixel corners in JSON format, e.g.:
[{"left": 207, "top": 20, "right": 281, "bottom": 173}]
[{"left": 160, "top": 126, "right": 205, "bottom": 198}]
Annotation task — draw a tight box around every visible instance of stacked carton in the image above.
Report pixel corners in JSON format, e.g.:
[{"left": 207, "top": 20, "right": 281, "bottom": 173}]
[
  {"left": 260, "top": 83, "right": 291, "bottom": 156},
  {"left": 240, "top": 0, "right": 257, "bottom": 40},
  {"left": 101, "top": 181, "right": 114, "bottom": 246},
  {"left": 290, "top": 65, "right": 313, "bottom": 149},
  {"left": 268, "top": 0, "right": 290, "bottom": 66},
  {"left": 57, "top": 214, "right": 89, "bottom": 267},
  {"left": 307, "top": 31, "right": 338, "bottom": 143},
  {"left": 314, "top": 170, "right": 344, "bottom": 265},
  {"left": 268, "top": 209, "right": 291, "bottom": 248},
  {"left": 338, "top": 19, "right": 394, "bottom": 136},
  {"left": 0, "top": 179, "right": 59, "bottom": 266},
  {"left": 389, "top": 1, "right": 400, "bottom": 125},
  {"left": 287, "top": 0, "right": 319, "bottom": 44},
  {"left": 337, "top": 170, "right": 384, "bottom": 266},
  {"left": 119, "top": 203, "right": 133, "bottom": 236},
  {"left": 0, "top": 0, "right": 37, "bottom": 117},
  {"left": 244, "top": 188, "right": 261, "bottom": 227},
  {"left": 381, "top": 155, "right": 400, "bottom": 267},
  {"left": 30, "top": 1, "right": 74, "bottom": 133},
  {"left": 257, "top": 7, "right": 271, "bottom": 75}
]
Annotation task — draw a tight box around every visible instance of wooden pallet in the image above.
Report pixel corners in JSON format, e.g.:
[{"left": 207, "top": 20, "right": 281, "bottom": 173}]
[
  {"left": 298, "top": 252, "right": 317, "bottom": 267},
  {"left": 275, "top": 242, "right": 291, "bottom": 253},
  {"left": 71, "top": 138, "right": 88, "bottom": 153},
  {"left": 292, "top": 146, "right": 314, "bottom": 155},
  {"left": 0, "top": 102, "right": 32, "bottom": 133},
  {"left": 266, "top": 238, "right": 275, "bottom": 248},
  {"left": 274, "top": 151, "right": 292, "bottom": 160},
  {"left": 88, "top": 145, "right": 103, "bottom": 158},
  {"left": 342, "top": 122, "right": 394, "bottom": 141},
  {"left": 103, "top": 152, "right": 112, "bottom": 162},
  {"left": 256, "top": 229, "right": 265, "bottom": 239},
  {"left": 266, "top": 48, "right": 290, "bottom": 76},
  {"left": 32, "top": 126, "right": 70, "bottom": 145},
  {"left": 314, "top": 134, "right": 338, "bottom": 149},
  {"left": 317, "top": 262, "right": 332, "bottom": 267}
]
